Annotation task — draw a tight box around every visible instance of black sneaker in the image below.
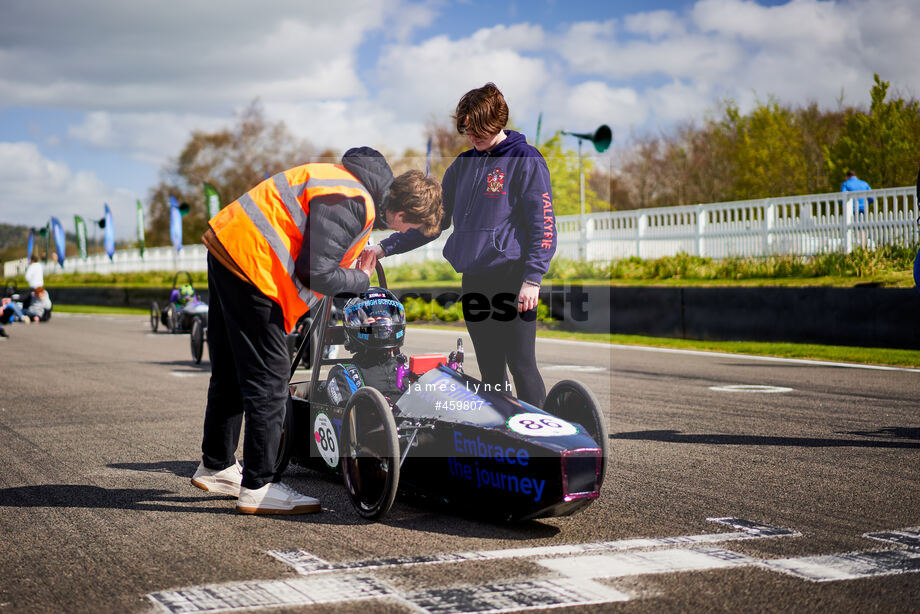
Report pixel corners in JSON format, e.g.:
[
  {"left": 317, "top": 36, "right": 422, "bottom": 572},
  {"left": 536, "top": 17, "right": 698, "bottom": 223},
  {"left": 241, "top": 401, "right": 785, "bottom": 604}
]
[{"left": 0, "top": 328, "right": 8, "bottom": 338}]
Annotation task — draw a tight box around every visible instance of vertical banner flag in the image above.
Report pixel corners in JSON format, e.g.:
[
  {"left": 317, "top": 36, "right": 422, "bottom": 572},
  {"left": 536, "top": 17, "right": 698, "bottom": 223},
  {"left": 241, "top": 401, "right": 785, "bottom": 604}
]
[
  {"left": 51, "top": 217, "right": 66, "bottom": 266},
  {"left": 203, "top": 182, "right": 221, "bottom": 219},
  {"left": 169, "top": 196, "right": 183, "bottom": 253},
  {"left": 27, "top": 229, "right": 34, "bottom": 261},
  {"left": 425, "top": 136, "right": 432, "bottom": 176},
  {"left": 136, "top": 200, "right": 145, "bottom": 258},
  {"left": 74, "top": 216, "right": 87, "bottom": 260},
  {"left": 44, "top": 221, "right": 51, "bottom": 261},
  {"left": 103, "top": 204, "right": 115, "bottom": 260}
]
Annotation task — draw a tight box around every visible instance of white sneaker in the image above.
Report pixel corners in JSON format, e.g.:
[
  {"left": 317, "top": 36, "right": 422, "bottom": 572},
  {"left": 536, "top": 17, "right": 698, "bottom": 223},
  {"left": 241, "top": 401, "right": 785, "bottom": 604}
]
[
  {"left": 236, "top": 482, "right": 321, "bottom": 515},
  {"left": 191, "top": 460, "right": 242, "bottom": 496}
]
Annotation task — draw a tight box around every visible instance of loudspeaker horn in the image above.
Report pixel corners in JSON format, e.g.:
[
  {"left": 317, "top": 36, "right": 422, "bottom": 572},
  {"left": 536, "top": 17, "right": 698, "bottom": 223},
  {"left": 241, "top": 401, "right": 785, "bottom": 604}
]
[{"left": 565, "top": 124, "right": 613, "bottom": 153}]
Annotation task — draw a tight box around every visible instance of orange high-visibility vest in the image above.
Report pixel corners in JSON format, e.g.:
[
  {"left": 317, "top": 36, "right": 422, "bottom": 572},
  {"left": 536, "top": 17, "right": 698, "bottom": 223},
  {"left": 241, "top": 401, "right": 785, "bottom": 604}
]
[{"left": 209, "top": 164, "right": 375, "bottom": 332}]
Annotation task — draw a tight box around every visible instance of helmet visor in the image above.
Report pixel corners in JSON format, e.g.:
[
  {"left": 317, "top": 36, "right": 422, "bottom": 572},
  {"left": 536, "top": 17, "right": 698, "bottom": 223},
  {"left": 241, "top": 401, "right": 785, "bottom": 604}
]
[{"left": 344, "top": 298, "right": 405, "bottom": 329}]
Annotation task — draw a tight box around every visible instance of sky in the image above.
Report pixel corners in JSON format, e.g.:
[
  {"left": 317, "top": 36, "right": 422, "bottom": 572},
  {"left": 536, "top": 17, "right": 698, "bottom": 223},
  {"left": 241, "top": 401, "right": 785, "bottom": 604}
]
[{"left": 1, "top": 0, "right": 918, "bottom": 240}]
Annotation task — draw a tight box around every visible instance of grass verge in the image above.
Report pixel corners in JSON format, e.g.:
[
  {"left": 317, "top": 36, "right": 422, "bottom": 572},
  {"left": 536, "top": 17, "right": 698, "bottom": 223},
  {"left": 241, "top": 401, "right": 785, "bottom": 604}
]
[
  {"left": 409, "top": 323, "right": 920, "bottom": 368},
  {"left": 55, "top": 304, "right": 149, "bottom": 316}
]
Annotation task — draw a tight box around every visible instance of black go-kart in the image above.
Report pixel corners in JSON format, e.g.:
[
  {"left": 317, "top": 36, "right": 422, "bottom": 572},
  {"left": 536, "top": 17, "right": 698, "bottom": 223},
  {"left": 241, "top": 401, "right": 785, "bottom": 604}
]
[
  {"left": 278, "top": 262, "right": 608, "bottom": 521},
  {"left": 150, "top": 271, "right": 208, "bottom": 336}
]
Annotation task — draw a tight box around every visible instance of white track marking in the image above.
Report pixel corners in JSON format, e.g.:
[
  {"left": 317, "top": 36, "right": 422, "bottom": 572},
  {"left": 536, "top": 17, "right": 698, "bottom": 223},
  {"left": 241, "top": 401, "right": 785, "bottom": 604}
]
[
  {"left": 759, "top": 549, "right": 920, "bottom": 582},
  {"left": 403, "top": 578, "right": 627, "bottom": 614},
  {"left": 538, "top": 547, "right": 756, "bottom": 579},
  {"left": 709, "top": 385, "right": 794, "bottom": 393},
  {"left": 863, "top": 527, "right": 920, "bottom": 549},
  {"left": 149, "top": 575, "right": 395, "bottom": 613},
  {"left": 268, "top": 518, "right": 798, "bottom": 575}
]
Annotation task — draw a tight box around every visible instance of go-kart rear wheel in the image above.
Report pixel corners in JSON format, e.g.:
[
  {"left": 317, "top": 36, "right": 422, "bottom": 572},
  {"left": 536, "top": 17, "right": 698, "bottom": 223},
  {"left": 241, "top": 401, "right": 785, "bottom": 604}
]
[
  {"left": 341, "top": 387, "right": 400, "bottom": 520},
  {"left": 150, "top": 301, "right": 159, "bottom": 332},
  {"left": 166, "top": 305, "right": 178, "bottom": 333},
  {"left": 190, "top": 316, "right": 205, "bottom": 364},
  {"left": 544, "top": 380, "right": 609, "bottom": 487}
]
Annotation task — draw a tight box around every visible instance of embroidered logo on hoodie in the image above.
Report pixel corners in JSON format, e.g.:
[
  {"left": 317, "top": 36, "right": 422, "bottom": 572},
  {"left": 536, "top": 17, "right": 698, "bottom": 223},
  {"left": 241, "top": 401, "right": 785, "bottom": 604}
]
[{"left": 484, "top": 167, "right": 506, "bottom": 197}]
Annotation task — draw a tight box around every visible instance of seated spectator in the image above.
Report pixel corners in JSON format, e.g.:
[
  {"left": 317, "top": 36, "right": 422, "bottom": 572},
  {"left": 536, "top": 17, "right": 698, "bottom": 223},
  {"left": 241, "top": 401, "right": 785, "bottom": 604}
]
[
  {"left": 1, "top": 296, "right": 26, "bottom": 324},
  {"left": 22, "top": 287, "right": 52, "bottom": 322},
  {"left": 3, "top": 287, "right": 53, "bottom": 324}
]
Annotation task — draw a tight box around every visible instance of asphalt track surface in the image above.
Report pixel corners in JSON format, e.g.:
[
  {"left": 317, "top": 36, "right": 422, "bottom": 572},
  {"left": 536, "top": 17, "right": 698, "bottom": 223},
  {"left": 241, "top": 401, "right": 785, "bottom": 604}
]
[{"left": 0, "top": 314, "right": 918, "bottom": 614}]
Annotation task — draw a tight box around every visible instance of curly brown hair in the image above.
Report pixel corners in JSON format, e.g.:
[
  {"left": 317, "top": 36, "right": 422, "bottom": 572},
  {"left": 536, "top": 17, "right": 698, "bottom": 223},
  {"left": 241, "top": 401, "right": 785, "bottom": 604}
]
[
  {"left": 454, "top": 82, "right": 508, "bottom": 138},
  {"left": 388, "top": 170, "right": 443, "bottom": 236}
]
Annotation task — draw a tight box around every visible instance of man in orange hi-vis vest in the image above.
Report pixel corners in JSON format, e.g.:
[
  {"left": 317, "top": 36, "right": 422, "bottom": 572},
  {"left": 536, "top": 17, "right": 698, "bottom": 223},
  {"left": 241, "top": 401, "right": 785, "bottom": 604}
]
[{"left": 191, "top": 147, "right": 442, "bottom": 514}]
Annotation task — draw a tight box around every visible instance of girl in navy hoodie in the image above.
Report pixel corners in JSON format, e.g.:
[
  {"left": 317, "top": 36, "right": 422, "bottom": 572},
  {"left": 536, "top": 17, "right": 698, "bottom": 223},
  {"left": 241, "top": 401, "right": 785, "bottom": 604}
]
[{"left": 374, "top": 83, "right": 556, "bottom": 407}]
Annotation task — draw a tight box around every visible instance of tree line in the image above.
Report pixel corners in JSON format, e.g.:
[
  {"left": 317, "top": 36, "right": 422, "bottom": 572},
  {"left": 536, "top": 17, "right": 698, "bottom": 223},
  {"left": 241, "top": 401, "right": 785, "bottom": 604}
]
[{"left": 143, "top": 75, "right": 920, "bottom": 245}]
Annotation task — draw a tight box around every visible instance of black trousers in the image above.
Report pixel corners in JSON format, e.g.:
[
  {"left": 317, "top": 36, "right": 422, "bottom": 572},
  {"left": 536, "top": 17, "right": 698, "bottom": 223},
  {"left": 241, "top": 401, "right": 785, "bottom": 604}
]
[
  {"left": 201, "top": 254, "right": 290, "bottom": 490},
  {"left": 461, "top": 264, "right": 545, "bottom": 408}
]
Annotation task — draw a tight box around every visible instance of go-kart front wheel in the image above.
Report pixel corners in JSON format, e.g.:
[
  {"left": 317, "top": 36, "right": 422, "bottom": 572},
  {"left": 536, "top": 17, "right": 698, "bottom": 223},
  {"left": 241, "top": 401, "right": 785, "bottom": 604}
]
[
  {"left": 190, "top": 316, "right": 206, "bottom": 364},
  {"left": 150, "top": 301, "right": 159, "bottom": 332},
  {"left": 543, "top": 379, "right": 610, "bottom": 488},
  {"left": 341, "top": 387, "right": 400, "bottom": 520}
]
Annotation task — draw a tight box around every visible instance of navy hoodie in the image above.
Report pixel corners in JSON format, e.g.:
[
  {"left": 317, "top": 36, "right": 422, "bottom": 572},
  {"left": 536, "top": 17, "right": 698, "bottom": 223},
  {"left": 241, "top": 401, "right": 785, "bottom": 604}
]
[{"left": 379, "top": 130, "right": 556, "bottom": 285}]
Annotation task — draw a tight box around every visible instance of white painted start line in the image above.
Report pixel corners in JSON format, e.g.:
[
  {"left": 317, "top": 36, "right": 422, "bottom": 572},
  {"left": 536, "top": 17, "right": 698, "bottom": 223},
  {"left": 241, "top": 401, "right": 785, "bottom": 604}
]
[
  {"left": 148, "top": 518, "right": 920, "bottom": 614},
  {"left": 266, "top": 517, "right": 796, "bottom": 575}
]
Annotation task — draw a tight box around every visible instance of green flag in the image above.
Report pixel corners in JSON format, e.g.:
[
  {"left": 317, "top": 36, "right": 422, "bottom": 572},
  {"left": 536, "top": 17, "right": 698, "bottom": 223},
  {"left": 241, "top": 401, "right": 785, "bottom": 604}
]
[
  {"left": 203, "top": 182, "right": 221, "bottom": 219},
  {"left": 74, "top": 215, "right": 87, "bottom": 260},
  {"left": 136, "top": 200, "right": 146, "bottom": 257}
]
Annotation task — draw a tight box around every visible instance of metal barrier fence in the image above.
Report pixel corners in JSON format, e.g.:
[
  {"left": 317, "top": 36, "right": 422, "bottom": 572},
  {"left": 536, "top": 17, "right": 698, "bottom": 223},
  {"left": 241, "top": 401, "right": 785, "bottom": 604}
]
[{"left": 5, "top": 186, "right": 917, "bottom": 277}]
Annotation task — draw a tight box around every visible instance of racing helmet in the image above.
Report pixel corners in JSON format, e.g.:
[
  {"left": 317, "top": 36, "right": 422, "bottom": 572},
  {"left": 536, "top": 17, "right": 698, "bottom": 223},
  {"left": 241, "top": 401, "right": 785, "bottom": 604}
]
[
  {"left": 179, "top": 284, "right": 195, "bottom": 301},
  {"left": 343, "top": 287, "right": 405, "bottom": 351}
]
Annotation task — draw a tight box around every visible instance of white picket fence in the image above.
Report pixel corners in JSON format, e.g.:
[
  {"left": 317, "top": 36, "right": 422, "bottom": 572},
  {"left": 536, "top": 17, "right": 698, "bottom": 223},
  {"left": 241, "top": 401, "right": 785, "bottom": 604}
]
[{"left": 5, "top": 186, "right": 917, "bottom": 277}]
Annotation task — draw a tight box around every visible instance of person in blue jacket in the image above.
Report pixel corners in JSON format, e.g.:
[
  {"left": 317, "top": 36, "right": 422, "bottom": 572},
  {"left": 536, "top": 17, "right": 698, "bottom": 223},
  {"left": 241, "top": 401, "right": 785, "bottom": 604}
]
[
  {"left": 369, "top": 83, "right": 556, "bottom": 407},
  {"left": 841, "top": 170, "right": 872, "bottom": 214}
]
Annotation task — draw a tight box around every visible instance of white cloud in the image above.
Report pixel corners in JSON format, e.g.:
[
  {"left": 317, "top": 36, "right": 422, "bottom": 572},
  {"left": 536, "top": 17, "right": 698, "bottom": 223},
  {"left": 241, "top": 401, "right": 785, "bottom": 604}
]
[
  {"left": 0, "top": 1, "right": 410, "bottom": 112},
  {"left": 375, "top": 25, "right": 551, "bottom": 130},
  {"left": 0, "top": 142, "right": 137, "bottom": 238},
  {"left": 561, "top": 82, "right": 646, "bottom": 138},
  {"left": 555, "top": 0, "right": 920, "bottom": 125},
  {"left": 68, "top": 112, "right": 225, "bottom": 166},
  {"left": 624, "top": 10, "right": 685, "bottom": 40}
]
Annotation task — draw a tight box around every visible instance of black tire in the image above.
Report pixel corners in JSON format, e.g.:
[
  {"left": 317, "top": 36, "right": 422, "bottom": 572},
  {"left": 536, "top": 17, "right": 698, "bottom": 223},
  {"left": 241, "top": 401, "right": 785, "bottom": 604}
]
[
  {"left": 299, "top": 317, "right": 314, "bottom": 370},
  {"left": 273, "top": 395, "right": 294, "bottom": 478},
  {"left": 341, "top": 387, "right": 400, "bottom": 520},
  {"left": 150, "top": 301, "right": 159, "bottom": 332},
  {"left": 543, "top": 379, "right": 609, "bottom": 488},
  {"left": 190, "top": 317, "right": 205, "bottom": 364}
]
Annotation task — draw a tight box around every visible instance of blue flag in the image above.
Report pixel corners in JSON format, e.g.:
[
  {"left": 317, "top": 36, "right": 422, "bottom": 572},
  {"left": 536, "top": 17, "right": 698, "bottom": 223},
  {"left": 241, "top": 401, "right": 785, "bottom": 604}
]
[
  {"left": 103, "top": 204, "right": 115, "bottom": 260},
  {"left": 425, "top": 136, "right": 432, "bottom": 176},
  {"left": 169, "top": 196, "right": 183, "bottom": 252},
  {"left": 51, "top": 217, "right": 66, "bottom": 266},
  {"left": 27, "top": 229, "right": 34, "bottom": 261}
]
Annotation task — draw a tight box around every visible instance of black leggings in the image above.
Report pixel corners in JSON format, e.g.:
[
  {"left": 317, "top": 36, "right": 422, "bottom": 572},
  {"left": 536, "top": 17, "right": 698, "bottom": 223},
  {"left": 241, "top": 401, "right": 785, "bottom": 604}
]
[{"left": 461, "top": 265, "right": 545, "bottom": 408}]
